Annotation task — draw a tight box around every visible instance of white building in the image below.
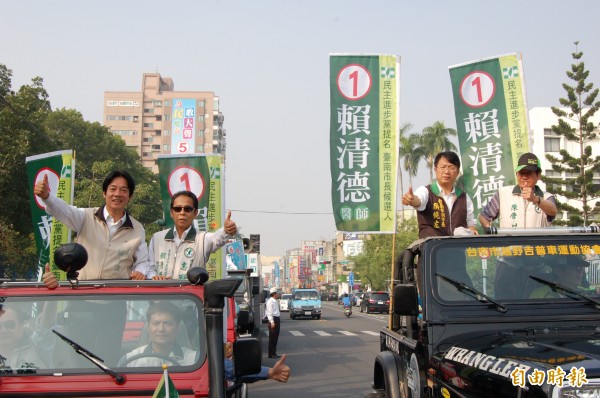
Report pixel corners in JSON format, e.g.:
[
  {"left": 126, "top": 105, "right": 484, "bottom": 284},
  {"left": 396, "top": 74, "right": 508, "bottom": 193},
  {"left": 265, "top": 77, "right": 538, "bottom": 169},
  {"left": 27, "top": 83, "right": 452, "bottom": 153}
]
[{"left": 529, "top": 107, "right": 600, "bottom": 223}]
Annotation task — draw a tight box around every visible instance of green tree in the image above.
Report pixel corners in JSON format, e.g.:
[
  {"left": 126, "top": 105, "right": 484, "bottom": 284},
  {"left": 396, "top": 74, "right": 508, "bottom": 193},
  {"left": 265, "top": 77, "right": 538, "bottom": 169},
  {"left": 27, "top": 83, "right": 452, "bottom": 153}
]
[
  {"left": 543, "top": 42, "right": 600, "bottom": 226},
  {"left": 0, "top": 65, "right": 163, "bottom": 277},
  {"left": 419, "top": 121, "right": 457, "bottom": 182},
  {"left": 399, "top": 133, "right": 425, "bottom": 188},
  {"left": 351, "top": 218, "right": 418, "bottom": 290}
]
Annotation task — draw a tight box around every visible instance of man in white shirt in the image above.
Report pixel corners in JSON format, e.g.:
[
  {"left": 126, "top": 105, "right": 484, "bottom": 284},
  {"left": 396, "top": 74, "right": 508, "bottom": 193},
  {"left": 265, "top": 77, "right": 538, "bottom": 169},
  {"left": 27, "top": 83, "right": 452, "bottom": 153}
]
[
  {"left": 119, "top": 301, "right": 198, "bottom": 367},
  {"left": 265, "top": 287, "right": 281, "bottom": 358},
  {"left": 147, "top": 190, "right": 238, "bottom": 280}
]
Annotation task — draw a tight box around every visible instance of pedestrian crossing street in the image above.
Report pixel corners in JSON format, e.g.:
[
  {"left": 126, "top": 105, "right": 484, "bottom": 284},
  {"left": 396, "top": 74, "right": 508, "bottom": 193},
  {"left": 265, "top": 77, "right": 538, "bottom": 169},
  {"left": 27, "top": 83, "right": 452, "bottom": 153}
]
[{"left": 265, "top": 329, "right": 380, "bottom": 337}]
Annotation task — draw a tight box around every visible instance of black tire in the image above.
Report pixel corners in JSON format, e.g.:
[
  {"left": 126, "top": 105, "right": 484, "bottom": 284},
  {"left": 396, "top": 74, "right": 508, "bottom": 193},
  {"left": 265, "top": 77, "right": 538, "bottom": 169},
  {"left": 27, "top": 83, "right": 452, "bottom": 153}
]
[{"left": 316, "top": 315, "right": 321, "bottom": 320}]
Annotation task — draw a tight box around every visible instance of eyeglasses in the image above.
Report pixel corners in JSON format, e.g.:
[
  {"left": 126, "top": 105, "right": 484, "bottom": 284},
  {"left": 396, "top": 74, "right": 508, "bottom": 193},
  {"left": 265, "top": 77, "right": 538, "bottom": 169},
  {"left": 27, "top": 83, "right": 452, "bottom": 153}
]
[
  {"left": 171, "top": 206, "right": 195, "bottom": 213},
  {"left": 436, "top": 165, "right": 458, "bottom": 172},
  {"left": 0, "top": 320, "right": 17, "bottom": 330}
]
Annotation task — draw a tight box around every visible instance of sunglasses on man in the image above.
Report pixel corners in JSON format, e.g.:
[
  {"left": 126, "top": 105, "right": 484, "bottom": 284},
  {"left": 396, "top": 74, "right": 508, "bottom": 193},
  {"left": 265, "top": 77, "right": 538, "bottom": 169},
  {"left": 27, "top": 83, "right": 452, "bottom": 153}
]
[{"left": 171, "top": 206, "right": 196, "bottom": 213}]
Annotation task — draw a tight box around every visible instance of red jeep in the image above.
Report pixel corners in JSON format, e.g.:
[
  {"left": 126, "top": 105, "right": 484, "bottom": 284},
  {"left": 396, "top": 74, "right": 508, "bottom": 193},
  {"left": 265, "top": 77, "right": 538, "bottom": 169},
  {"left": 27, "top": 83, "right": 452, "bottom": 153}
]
[{"left": 0, "top": 269, "right": 260, "bottom": 398}]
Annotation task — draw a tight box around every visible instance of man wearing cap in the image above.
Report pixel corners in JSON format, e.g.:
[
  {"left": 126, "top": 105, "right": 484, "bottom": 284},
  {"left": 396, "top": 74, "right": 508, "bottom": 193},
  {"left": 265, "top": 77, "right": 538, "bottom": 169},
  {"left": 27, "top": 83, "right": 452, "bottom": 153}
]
[
  {"left": 265, "top": 287, "right": 281, "bottom": 358},
  {"left": 479, "top": 153, "right": 557, "bottom": 229},
  {"left": 529, "top": 255, "right": 598, "bottom": 298}
]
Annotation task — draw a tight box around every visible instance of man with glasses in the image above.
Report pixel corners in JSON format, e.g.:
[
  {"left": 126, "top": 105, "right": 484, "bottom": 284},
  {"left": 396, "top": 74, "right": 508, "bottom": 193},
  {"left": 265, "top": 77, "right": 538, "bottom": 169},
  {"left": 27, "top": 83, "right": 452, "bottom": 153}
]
[
  {"left": 402, "top": 151, "right": 478, "bottom": 238},
  {"left": 478, "top": 153, "right": 557, "bottom": 229},
  {"left": 148, "top": 190, "right": 238, "bottom": 280}
]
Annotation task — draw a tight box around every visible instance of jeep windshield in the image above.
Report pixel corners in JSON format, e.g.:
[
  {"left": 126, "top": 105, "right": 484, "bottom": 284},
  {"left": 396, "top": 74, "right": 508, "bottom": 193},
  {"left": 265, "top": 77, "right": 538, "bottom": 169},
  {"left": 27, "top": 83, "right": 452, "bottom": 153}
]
[
  {"left": 430, "top": 235, "right": 600, "bottom": 305},
  {"left": 0, "top": 293, "right": 206, "bottom": 375}
]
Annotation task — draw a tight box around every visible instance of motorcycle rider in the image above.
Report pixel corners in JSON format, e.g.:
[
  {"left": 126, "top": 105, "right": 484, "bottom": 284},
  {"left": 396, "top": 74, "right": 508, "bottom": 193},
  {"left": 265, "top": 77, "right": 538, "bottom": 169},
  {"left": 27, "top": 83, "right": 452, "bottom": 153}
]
[{"left": 341, "top": 293, "right": 352, "bottom": 316}]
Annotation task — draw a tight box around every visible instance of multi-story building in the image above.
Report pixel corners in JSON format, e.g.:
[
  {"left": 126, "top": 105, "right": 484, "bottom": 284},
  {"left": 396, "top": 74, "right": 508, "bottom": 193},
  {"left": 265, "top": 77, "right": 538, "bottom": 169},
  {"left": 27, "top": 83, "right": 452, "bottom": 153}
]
[
  {"left": 103, "top": 73, "right": 225, "bottom": 172},
  {"left": 529, "top": 107, "right": 600, "bottom": 223}
]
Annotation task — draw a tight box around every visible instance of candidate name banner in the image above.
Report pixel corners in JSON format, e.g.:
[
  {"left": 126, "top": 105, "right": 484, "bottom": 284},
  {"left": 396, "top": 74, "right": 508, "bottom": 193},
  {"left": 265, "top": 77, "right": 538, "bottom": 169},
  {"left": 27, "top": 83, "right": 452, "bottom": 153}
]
[
  {"left": 26, "top": 150, "right": 74, "bottom": 279},
  {"left": 449, "top": 53, "right": 530, "bottom": 211},
  {"left": 157, "top": 154, "right": 224, "bottom": 279},
  {"left": 171, "top": 98, "right": 197, "bottom": 155},
  {"left": 329, "top": 54, "right": 400, "bottom": 233}
]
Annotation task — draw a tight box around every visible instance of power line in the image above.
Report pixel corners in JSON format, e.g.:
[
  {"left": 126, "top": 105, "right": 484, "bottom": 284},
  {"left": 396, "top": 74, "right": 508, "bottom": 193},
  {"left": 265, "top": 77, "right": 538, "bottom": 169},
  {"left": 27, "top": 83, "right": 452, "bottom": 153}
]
[{"left": 229, "top": 209, "right": 333, "bottom": 215}]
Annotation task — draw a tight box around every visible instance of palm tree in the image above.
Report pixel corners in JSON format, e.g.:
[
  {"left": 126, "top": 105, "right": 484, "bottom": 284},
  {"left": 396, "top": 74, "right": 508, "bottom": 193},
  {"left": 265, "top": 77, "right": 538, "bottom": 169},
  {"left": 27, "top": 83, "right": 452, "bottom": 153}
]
[
  {"left": 400, "top": 134, "right": 424, "bottom": 188},
  {"left": 419, "top": 121, "right": 458, "bottom": 182}
]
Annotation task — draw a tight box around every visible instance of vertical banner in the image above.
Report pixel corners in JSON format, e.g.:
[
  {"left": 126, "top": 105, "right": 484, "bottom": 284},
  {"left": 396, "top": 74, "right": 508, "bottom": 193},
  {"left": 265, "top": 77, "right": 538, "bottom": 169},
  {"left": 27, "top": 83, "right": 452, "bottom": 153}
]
[
  {"left": 26, "top": 150, "right": 74, "bottom": 279},
  {"left": 157, "top": 154, "right": 224, "bottom": 279},
  {"left": 329, "top": 54, "right": 400, "bottom": 233},
  {"left": 224, "top": 240, "right": 246, "bottom": 270},
  {"left": 449, "top": 53, "right": 530, "bottom": 212},
  {"left": 171, "top": 98, "right": 197, "bottom": 155}
]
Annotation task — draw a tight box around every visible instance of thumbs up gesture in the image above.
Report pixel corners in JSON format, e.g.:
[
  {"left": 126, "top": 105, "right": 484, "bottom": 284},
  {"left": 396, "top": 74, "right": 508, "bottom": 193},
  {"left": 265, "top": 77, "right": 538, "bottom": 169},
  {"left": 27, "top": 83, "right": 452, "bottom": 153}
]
[
  {"left": 34, "top": 173, "right": 50, "bottom": 200},
  {"left": 402, "top": 187, "right": 419, "bottom": 207},
  {"left": 223, "top": 210, "right": 238, "bottom": 235}
]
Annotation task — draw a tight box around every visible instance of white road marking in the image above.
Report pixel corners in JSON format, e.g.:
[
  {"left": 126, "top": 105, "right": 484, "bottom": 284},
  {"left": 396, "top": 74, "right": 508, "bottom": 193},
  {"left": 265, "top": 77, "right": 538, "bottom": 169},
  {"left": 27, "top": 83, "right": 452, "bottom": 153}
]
[
  {"left": 314, "top": 330, "right": 331, "bottom": 336},
  {"left": 339, "top": 331, "right": 357, "bottom": 336}
]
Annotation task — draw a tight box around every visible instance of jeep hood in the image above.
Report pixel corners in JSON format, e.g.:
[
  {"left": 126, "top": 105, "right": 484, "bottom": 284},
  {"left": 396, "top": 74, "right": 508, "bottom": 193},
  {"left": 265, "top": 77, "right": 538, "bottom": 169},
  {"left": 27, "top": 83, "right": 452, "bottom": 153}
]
[{"left": 437, "top": 332, "right": 600, "bottom": 392}]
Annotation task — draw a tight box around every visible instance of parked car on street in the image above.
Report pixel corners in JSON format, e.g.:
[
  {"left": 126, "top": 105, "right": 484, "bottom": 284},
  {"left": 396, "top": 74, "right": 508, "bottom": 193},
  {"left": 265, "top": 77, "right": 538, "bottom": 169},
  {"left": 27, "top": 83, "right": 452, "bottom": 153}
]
[
  {"left": 360, "top": 291, "right": 390, "bottom": 313},
  {"left": 280, "top": 293, "right": 292, "bottom": 311}
]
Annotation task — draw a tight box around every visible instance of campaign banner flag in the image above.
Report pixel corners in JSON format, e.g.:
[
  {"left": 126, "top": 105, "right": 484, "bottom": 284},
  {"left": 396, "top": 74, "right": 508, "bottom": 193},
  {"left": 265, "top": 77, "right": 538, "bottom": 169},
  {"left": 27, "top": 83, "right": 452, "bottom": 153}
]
[
  {"left": 171, "top": 98, "right": 197, "bottom": 155},
  {"left": 225, "top": 240, "right": 246, "bottom": 270},
  {"left": 26, "top": 150, "right": 74, "bottom": 279},
  {"left": 157, "top": 154, "right": 224, "bottom": 279},
  {"left": 152, "top": 366, "right": 179, "bottom": 398},
  {"left": 449, "top": 53, "right": 531, "bottom": 211},
  {"left": 329, "top": 54, "right": 400, "bottom": 233}
]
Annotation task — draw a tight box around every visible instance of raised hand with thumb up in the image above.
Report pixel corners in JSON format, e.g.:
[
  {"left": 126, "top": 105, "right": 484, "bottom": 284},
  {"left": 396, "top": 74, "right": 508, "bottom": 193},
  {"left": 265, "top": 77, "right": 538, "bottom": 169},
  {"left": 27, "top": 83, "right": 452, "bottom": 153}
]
[
  {"left": 34, "top": 173, "right": 50, "bottom": 200},
  {"left": 402, "top": 187, "right": 420, "bottom": 208}
]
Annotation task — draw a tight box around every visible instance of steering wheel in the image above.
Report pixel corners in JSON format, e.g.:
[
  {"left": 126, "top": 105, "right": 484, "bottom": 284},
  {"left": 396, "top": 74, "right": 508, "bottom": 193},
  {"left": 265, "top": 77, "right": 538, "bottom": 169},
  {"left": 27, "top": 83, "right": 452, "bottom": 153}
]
[{"left": 122, "top": 352, "right": 182, "bottom": 367}]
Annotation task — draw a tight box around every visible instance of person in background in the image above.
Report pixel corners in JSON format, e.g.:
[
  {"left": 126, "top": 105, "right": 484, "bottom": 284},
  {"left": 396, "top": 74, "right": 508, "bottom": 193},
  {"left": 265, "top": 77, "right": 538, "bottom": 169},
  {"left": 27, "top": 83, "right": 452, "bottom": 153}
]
[
  {"left": 148, "top": 190, "right": 237, "bottom": 280},
  {"left": 224, "top": 342, "right": 290, "bottom": 383},
  {"left": 34, "top": 170, "right": 149, "bottom": 285},
  {"left": 402, "top": 151, "right": 478, "bottom": 238},
  {"left": 529, "top": 255, "right": 598, "bottom": 299},
  {"left": 265, "top": 287, "right": 281, "bottom": 359},
  {"left": 479, "top": 152, "right": 557, "bottom": 229}
]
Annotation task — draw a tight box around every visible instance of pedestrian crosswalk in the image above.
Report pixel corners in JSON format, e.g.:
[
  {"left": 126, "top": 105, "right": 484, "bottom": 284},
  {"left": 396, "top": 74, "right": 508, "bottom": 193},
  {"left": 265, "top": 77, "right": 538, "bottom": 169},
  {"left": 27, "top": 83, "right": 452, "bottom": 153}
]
[{"left": 264, "top": 329, "right": 380, "bottom": 337}]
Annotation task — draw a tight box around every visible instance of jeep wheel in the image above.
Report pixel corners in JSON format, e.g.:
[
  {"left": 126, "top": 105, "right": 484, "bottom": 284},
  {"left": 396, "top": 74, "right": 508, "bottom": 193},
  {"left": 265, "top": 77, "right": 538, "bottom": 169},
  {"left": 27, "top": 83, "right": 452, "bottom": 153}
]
[{"left": 316, "top": 315, "right": 321, "bottom": 320}]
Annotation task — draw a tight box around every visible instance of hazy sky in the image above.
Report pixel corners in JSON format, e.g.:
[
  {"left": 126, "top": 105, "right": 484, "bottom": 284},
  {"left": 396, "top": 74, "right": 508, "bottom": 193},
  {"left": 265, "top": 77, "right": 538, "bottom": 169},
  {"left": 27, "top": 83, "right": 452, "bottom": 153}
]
[{"left": 2, "top": 1, "right": 599, "bottom": 256}]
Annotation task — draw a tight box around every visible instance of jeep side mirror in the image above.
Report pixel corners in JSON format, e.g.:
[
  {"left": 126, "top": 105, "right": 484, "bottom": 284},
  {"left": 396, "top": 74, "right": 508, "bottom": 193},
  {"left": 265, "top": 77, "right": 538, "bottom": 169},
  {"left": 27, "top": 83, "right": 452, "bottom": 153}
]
[
  {"left": 393, "top": 284, "right": 419, "bottom": 316},
  {"left": 233, "top": 337, "right": 261, "bottom": 376}
]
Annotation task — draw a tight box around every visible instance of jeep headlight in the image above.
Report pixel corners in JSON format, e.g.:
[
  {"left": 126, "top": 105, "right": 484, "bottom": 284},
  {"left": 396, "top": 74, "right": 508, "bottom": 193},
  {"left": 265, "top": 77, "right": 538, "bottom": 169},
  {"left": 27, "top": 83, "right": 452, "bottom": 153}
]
[{"left": 555, "top": 385, "right": 600, "bottom": 397}]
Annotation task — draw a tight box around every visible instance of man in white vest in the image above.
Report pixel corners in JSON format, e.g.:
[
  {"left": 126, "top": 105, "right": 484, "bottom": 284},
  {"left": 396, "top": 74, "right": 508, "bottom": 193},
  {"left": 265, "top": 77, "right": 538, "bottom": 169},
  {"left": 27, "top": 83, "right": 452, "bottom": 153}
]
[
  {"left": 479, "top": 153, "right": 557, "bottom": 229},
  {"left": 148, "top": 190, "right": 237, "bottom": 280}
]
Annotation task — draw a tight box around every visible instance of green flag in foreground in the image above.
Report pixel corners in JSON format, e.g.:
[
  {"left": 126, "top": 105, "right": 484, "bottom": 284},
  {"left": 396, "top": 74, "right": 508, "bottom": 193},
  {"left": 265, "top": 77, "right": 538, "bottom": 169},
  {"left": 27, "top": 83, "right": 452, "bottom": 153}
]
[{"left": 152, "top": 366, "right": 179, "bottom": 398}]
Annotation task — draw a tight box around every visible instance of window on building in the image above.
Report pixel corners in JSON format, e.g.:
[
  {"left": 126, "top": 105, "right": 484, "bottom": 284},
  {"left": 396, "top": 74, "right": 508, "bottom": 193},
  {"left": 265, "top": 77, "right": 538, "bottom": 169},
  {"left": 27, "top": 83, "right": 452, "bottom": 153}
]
[
  {"left": 133, "top": 116, "right": 139, "bottom": 123},
  {"left": 544, "top": 128, "right": 561, "bottom": 152},
  {"left": 163, "top": 100, "right": 170, "bottom": 106},
  {"left": 198, "top": 115, "right": 204, "bottom": 122},
  {"left": 155, "top": 115, "right": 162, "bottom": 121},
  {"left": 143, "top": 137, "right": 151, "bottom": 143},
  {"left": 142, "top": 152, "right": 150, "bottom": 157},
  {"left": 143, "top": 123, "right": 154, "bottom": 128},
  {"left": 151, "top": 145, "right": 161, "bottom": 150},
  {"left": 144, "top": 108, "right": 154, "bottom": 113},
  {"left": 198, "top": 130, "right": 204, "bottom": 136},
  {"left": 154, "top": 130, "right": 161, "bottom": 136},
  {"left": 163, "top": 144, "right": 169, "bottom": 151},
  {"left": 163, "top": 130, "right": 170, "bottom": 136},
  {"left": 153, "top": 100, "right": 162, "bottom": 107},
  {"left": 107, "top": 115, "right": 135, "bottom": 121},
  {"left": 165, "top": 114, "right": 171, "bottom": 121},
  {"left": 545, "top": 169, "right": 561, "bottom": 192},
  {"left": 107, "top": 101, "right": 119, "bottom": 106}
]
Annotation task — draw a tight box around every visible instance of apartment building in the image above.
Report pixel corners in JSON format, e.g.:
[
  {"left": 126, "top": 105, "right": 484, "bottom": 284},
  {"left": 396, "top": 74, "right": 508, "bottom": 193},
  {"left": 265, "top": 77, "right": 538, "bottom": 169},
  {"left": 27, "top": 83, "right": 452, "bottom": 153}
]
[{"left": 103, "top": 73, "right": 225, "bottom": 172}]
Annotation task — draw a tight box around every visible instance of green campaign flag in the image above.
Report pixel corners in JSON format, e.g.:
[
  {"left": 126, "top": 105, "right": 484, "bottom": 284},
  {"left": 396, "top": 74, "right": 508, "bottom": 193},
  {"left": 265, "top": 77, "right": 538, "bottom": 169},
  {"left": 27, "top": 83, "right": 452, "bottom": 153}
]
[
  {"left": 449, "top": 53, "right": 531, "bottom": 212},
  {"left": 152, "top": 367, "right": 179, "bottom": 398},
  {"left": 156, "top": 154, "right": 224, "bottom": 279},
  {"left": 26, "top": 150, "right": 74, "bottom": 279},
  {"left": 329, "top": 54, "right": 400, "bottom": 233}
]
